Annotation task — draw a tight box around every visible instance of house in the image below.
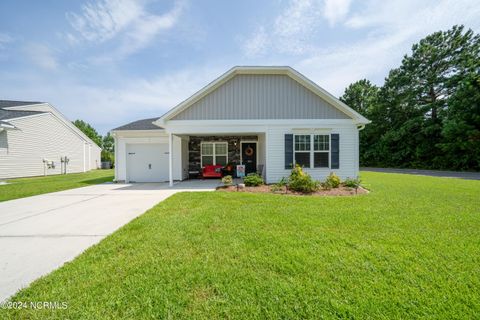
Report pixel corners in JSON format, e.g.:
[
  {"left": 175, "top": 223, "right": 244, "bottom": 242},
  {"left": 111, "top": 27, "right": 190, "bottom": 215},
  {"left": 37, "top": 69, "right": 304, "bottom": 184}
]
[
  {"left": 0, "top": 100, "right": 101, "bottom": 179},
  {"left": 112, "top": 66, "right": 370, "bottom": 185}
]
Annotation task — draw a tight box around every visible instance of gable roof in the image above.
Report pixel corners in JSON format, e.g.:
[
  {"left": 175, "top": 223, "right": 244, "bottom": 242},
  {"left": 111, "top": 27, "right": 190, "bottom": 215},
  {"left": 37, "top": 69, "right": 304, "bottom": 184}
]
[
  {"left": 156, "top": 66, "right": 370, "bottom": 125},
  {"left": 112, "top": 117, "right": 163, "bottom": 131},
  {"left": 1, "top": 101, "right": 101, "bottom": 148}
]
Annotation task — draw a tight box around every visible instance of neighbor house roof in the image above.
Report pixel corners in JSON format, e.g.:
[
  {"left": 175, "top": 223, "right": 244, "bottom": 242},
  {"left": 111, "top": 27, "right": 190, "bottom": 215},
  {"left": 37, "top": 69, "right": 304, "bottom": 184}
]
[
  {"left": 155, "top": 66, "right": 371, "bottom": 125},
  {"left": 1, "top": 100, "right": 101, "bottom": 148},
  {"left": 112, "top": 117, "right": 163, "bottom": 131},
  {"left": 0, "top": 108, "right": 46, "bottom": 121},
  {"left": 0, "top": 100, "right": 44, "bottom": 108}
]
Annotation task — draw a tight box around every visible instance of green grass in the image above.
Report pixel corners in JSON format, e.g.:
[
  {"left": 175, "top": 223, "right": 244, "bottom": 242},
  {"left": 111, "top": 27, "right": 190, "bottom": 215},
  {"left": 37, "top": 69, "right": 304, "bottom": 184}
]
[
  {"left": 0, "top": 169, "right": 114, "bottom": 202},
  {"left": 2, "top": 172, "right": 480, "bottom": 319}
]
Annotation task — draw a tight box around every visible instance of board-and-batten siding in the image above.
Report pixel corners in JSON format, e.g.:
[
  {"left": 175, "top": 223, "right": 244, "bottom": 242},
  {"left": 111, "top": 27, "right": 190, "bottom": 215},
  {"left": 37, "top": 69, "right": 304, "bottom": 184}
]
[
  {"left": 0, "top": 114, "right": 88, "bottom": 179},
  {"left": 266, "top": 125, "right": 359, "bottom": 183},
  {"left": 172, "top": 74, "right": 350, "bottom": 120}
]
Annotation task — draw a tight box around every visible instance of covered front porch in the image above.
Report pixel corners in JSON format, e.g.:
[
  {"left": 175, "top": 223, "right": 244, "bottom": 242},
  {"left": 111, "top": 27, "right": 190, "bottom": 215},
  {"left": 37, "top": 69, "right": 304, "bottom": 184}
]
[{"left": 168, "top": 132, "right": 266, "bottom": 186}]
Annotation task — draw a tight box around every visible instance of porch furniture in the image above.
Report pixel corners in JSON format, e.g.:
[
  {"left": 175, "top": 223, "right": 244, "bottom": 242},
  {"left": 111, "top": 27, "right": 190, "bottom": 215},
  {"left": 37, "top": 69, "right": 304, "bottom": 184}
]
[
  {"left": 202, "top": 165, "right": 223, "bottom": 178},
  {"left": 188, "top": 170, "right": 200, "bottom": 179},
  {"left": 221, "top": 164, "right": 235, "bottom": 177}
]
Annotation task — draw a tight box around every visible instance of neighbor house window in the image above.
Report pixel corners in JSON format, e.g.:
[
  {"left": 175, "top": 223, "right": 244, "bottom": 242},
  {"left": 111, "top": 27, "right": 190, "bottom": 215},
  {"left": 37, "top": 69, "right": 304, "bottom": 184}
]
[
  {"left": 294, "top": 134, "right": 330, "bottom": 168},
  {"left": 201, "top": 142, "right": 228, "bottom": 166}
]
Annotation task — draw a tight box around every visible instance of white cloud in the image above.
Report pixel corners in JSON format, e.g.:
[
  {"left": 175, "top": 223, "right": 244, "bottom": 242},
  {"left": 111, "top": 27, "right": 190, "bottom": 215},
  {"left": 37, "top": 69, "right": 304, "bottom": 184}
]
[
  {"left": 0, "top": 65, "right": 225, "bottom": 134},
  {"left": 24, "top": 44, "right": 58, "bottom": 70},
  {"left": 243, "top": 26, "right": 270, "bottom": 57},
  {"left": 242, "top": 0, "right": 480, "bottom": 95},
  {"left": 323, "top": 0, "right": 352, "bottom": 26},
  {"left": 0, "top": 33, "right": 13, "bottom": 48},
  {"left": 243, "top": 0, "right": 353, "bottom": 56},
  {"left": 66, "top": 0, "right": 185, "bottom": 59}
]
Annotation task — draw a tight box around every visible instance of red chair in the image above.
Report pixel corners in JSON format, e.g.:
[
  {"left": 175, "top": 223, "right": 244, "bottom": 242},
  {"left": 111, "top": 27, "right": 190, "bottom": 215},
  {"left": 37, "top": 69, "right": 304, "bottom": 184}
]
[{"left": 202, "top": 165, "right": 223, "bottom": 178}]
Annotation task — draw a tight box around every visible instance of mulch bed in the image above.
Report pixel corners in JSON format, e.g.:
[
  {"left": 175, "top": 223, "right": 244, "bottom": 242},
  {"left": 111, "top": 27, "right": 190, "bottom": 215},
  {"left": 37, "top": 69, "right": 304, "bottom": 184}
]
[{"left": 217, "top": 184, "right": 369, "bottom": 196}]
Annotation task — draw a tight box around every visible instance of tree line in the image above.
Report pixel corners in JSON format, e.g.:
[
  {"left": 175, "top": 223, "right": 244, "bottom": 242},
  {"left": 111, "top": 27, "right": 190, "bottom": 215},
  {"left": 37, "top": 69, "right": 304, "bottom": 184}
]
[
  {"left": 341, "top": 25, "right": 480, "bottom": 171},
  {"left": 73, "top": 119, "right": 114, "bottom": 164}
]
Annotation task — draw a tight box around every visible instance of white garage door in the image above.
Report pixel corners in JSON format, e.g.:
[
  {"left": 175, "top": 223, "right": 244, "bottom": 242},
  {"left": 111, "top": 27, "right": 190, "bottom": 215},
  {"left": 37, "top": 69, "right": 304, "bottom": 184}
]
[{"left": 126, "top": 143, "right": 169, "bottom": 182}]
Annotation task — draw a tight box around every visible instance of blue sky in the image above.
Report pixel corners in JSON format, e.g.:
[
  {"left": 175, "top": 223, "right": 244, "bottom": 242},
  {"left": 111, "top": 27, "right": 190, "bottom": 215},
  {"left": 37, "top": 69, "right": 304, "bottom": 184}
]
[{"left": 0, "top": 0, "right": 479, "bottom": 135}]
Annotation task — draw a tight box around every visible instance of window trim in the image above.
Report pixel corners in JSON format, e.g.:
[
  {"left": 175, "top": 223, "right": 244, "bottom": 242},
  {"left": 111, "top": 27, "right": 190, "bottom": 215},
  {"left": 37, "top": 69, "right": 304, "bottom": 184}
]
[
  {"left": 200, "top": 141, "right": 228, "bottom": 167},
  {"left": 293, "top": 134, "right": 330, "bottom": 169}
]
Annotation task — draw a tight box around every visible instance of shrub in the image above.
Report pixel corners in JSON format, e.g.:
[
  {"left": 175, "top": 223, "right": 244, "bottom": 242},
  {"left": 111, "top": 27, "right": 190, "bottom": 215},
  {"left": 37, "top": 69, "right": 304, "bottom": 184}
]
[
  {"left": 324, "top": 172, "right": 341, "bottom": 188},
  {"left": 343, "top": 177, "right": 361, "bottom": 189},
  {"left": 270, "top": 184, "right": 283, "bottom": 193},
  {"left": 243, "top": 173, "right": 264, "bottom": 186},
  {"left": 287, "top": 165, "right": 319, "bottom": 193},
  {"left": 222, "top": 175, "right": 233, "bottom": 186}
]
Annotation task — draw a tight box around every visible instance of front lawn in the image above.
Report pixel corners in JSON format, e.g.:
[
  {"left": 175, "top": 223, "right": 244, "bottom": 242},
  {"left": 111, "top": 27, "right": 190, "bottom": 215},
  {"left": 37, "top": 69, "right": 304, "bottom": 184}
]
[
  {"left": 0, "top": 169, "right": 114, "bottom": 202},
  {"left": 2, "top": 172, "right": 479, "bottom": 319}
]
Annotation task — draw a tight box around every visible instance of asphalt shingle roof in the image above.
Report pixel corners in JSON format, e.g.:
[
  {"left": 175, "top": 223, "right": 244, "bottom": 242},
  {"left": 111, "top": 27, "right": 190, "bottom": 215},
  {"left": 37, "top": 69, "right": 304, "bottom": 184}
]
[
  {"left": 0, "top": 100, "right": 43, "bottom": 108},
  {"left": 112, "top": 117, "right": 163, "bottom": 131},
  {"left": 0, "top": 108, "right": 46, "bottom": 121}
]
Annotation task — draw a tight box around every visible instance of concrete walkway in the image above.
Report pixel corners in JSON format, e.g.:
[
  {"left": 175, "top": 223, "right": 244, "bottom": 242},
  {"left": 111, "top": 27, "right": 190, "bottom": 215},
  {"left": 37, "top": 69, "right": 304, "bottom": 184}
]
[
  {"left": 0, "top": 180, "right": 218, "bottom": 302},
  {"left": 361, "top": 167, "right": 480, "bottom": 180}
]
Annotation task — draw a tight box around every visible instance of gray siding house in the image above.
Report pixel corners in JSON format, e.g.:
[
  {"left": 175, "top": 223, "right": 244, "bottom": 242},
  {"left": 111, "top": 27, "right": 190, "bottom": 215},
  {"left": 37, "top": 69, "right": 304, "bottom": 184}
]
[
  {"left": 0, "top": 101, "right": 101, "bottom": 179},
  {"left": 112, "top": 66, "right": 370, "bottom": 185}
]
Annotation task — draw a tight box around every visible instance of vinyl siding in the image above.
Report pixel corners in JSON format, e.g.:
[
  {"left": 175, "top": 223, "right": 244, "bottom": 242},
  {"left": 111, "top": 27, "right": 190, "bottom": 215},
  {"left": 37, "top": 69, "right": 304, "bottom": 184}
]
[
  {"left": 0, "top": 114, "right": 93, "bottom": 179},
  {"left": 172, "top": 74, "right": 350, "bottom": 120},
  {"left": 265, "top": 125, "right": 359, "bottom": 183}
]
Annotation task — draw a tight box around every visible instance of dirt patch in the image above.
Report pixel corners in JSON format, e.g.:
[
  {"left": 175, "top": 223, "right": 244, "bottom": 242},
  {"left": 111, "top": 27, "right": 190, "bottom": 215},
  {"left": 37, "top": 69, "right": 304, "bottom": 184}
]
[{"left": 217, "top": 184, "right": 369, "bottom": 196}]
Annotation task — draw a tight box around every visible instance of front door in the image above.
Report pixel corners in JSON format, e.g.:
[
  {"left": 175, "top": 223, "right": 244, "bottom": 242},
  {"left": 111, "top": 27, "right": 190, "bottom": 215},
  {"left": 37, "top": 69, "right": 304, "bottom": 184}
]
[{"left": 241, "top": 142, "right": 257, "bottom": 175}]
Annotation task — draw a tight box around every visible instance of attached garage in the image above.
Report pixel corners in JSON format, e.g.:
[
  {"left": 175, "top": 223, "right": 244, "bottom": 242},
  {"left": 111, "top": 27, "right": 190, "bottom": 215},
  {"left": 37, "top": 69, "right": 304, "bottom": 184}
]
[{"left": 126, "top": 143, "right": 169, "bottom": 182}]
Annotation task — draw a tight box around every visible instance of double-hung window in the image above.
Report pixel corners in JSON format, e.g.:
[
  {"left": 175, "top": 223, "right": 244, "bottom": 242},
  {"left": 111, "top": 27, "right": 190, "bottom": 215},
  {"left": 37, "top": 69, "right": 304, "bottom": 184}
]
[
  {"left": 294, "top": 135, "right": 311, "bottom": 167},
  {"left": 313, "top": 135, "right": 329, "bottom": 168},
  {"left": 294, "top": 134, "right": 330, "bottom": 168},
  {"left": 201, "top": 142, "right": 228, "bottom": 166}
]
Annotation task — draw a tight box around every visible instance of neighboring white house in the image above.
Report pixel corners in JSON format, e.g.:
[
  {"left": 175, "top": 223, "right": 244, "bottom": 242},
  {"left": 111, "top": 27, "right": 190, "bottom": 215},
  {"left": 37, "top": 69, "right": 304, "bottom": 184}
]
[
  {"left": 0, "top": 100, "right": 101, "bottom": 179},
  {"left": 112, "top": 66, "right": 370, "bottom": 185}
]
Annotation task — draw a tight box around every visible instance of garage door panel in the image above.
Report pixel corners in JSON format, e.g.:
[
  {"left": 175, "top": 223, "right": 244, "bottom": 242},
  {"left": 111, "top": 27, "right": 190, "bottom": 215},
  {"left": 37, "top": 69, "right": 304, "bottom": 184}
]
[{"left": 126, "top": 143, "right": 168, "bottom": 182}]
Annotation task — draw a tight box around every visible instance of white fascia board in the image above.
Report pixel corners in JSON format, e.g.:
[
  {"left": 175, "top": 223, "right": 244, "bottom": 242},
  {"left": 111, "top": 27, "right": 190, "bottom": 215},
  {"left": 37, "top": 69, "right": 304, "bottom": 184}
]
[
  {"left": 111, "top": 129, "right": 167, "bottom": 138},
  {"left": 164, "top": 119, "right": 357, "bottom": 135},
  {"left": 166, "top": 119, "right": 356, "bottom": 127}
]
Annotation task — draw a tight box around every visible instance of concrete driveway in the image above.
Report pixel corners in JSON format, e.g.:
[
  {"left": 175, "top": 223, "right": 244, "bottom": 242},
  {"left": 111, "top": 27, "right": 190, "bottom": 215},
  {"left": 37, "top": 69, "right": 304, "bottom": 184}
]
[{"left": 0, "top": 180, "right": 218, "bottom": 302}]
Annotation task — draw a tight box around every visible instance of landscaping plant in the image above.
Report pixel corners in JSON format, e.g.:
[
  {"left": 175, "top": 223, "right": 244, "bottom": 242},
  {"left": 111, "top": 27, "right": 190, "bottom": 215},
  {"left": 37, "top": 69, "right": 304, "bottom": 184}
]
[
  {"left": 287, "top": 165, "right": 319, "bottom": 193},
  {"left": 221, "top": 175, "right": 233, "bottom": 186},
  {"left": 323, "top": 172, "right": 341, "bottom": 189},
  {"left": 243, "top": 173, "right": 263, "bottom": 186}
]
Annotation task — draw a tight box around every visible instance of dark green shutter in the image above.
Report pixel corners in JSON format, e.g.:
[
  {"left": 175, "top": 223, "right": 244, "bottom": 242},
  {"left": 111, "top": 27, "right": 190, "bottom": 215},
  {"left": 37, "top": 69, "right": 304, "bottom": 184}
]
[
  {"left": 331, "top": 134, "right": 339, "bottom": 169},
  {"left": 285, "top": 134, "right": 293, "bottom": 169}
]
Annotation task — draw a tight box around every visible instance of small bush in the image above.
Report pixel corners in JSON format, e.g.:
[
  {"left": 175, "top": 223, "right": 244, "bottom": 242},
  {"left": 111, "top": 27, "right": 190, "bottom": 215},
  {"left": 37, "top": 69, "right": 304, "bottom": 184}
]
[
  {"left": 270, "top": 184, "right": 283, "bottom": 193},
  {"left": 287, "top": 165, "right": 319, "bottom": 193},
  {"left": 222, "top": 175, "right": 233, "bottom": 185},
  {"left": 324, "top": 172, "right": 341, "bottom": 188},
  {"left": 244, "top": 173, "right": 264, "bottom": 186},
  {"left": 343, "top": 177, "right": 361, "bottom": 189}
]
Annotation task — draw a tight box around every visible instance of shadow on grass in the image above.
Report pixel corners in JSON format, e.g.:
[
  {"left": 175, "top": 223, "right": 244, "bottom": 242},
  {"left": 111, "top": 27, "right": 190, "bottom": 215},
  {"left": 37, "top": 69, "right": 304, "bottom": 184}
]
[{"left": 80, "top": 176, "right": 114, "bottom": 185}]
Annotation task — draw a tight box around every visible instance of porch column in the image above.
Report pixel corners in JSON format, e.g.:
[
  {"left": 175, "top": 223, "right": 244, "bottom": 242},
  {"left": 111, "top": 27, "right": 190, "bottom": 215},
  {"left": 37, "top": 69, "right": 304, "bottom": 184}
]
[{"left": 168, "top": 132, "right": 173, "bottom": 187}]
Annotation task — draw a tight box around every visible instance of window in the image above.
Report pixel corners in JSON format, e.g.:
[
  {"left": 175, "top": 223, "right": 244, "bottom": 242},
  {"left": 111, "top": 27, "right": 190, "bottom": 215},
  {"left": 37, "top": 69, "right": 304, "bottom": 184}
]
[
  {"left": 294, "top": 135, "right": 310, "bottom": 167},
  {"left": 293, "top": 134, "right": 330, "bottom": 168},
  {"left": 314, "top": 135, "right": 329, "bottom": 168},
  {"left": 201, "top": 142, "right": 228, "bottom": 166}
]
